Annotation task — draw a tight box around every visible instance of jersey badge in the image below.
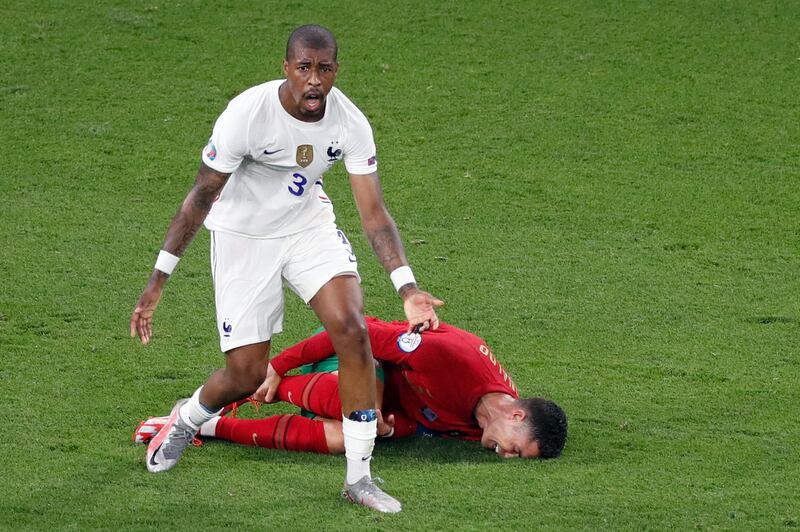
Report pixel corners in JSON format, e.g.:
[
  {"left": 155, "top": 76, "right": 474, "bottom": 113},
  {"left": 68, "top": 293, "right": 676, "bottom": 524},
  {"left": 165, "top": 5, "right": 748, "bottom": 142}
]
[
  {"left": 397, "top": 332, "right": 422, "bottom": 353},
  {"left": 296, "top": 144, "right": 313, "bottom": 167},
  {"left": 421, "top": 407, "right": 438, "bottom": 422},
  {"left": 206, "top": 141, "right": 217, "bottom": 161},
  {"left": 328, "top": 140, "right": 342, "bottom": 163},
  {"left": 327, "top": 144, "right": 342, "bottom": 162}
]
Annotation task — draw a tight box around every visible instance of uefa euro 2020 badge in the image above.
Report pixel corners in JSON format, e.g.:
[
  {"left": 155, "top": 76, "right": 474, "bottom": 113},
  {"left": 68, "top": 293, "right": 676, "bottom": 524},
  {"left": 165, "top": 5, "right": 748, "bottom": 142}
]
[
  {"left": 205, "top": 140, "right": 217, "bottom": 161},
  {"left": 397, "top": 331, "right": 422, "bottom": 353}
]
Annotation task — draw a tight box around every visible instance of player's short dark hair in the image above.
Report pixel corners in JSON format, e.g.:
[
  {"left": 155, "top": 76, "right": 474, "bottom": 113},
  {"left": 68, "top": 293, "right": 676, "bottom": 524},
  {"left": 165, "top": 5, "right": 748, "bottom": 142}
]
[
  {"left": 286, "top": 24, "right": 338, "bottom": 61},
  {"left": 517, "top": 397, "right": 567, "bottom": 459}
]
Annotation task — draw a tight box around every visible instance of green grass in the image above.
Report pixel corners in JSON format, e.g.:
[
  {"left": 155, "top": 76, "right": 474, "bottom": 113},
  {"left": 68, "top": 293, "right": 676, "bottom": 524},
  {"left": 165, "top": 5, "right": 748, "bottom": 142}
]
[{"left": 2, "top": 0, "right": 799, "bottom": 529}]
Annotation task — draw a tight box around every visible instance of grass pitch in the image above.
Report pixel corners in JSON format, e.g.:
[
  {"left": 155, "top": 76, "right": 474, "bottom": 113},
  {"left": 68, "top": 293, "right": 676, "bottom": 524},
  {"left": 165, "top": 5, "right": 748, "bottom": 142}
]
[{"left": 1, "top": 0, "right": 799, "bottom": 529}]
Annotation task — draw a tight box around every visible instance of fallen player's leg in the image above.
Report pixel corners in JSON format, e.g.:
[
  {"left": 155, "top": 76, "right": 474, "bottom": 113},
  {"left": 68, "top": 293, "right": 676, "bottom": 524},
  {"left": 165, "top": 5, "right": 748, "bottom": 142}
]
[
  {"left": 276, "top": 373, "right": 342, "bottom": 419},
  {"left": 135, "top": 411, "right": 343, "bottom": 453},
  {"left": 202, "top": 413, "right": 341, "bottom": 453}
]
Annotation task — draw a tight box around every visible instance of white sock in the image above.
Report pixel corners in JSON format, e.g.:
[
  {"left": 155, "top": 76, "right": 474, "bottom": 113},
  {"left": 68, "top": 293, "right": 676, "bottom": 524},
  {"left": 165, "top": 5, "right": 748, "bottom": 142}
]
[
  {"left": 199, "top": 416, "right": 221, "bottom": 437},
  {"left": 179, "top": 386, "right": 222, "bottom": 431},
  {"left": 342, "top": 416, "right": 377, "bottom": 485}
]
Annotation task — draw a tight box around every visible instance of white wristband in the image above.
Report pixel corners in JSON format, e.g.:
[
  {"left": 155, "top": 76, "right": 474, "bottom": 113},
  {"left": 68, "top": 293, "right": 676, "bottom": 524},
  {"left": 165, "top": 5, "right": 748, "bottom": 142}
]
[
  {"left": 390, "top": 266, "right": 416, "bottom": 292},
  {"left": 154, "top": 250, "right": 180, "bottom": 275}
]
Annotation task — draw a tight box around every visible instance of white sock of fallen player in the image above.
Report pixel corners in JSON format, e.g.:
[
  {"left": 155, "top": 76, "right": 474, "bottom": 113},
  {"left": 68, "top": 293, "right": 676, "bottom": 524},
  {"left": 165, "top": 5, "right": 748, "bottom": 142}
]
[{"left": 199, "top": 416, "right": 221, "bottom": 437}]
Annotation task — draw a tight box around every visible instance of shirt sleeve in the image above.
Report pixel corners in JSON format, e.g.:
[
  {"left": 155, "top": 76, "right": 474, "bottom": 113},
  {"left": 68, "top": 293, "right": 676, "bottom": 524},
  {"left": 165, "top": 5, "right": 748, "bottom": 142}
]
[
  {"left": 342, "top": 110, "right": 378, "bottom": 175},
  {"left": 271, "top": 317, "right": 409, "bottom": 376},
  {"left": 363, "top": 317, "right": 411, "bottom": 366},
  {"left": 201, "top": 93, "right": 253, "bottom": 174},
  {"left": 270, "top": 331, "right": 337, "bottom": 376}
]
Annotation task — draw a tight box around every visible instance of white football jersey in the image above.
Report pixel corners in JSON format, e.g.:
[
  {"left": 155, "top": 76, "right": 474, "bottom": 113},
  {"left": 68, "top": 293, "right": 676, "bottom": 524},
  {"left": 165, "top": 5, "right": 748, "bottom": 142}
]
[{"left": 202, "top": 80, "right": 378, "bottom": 238}]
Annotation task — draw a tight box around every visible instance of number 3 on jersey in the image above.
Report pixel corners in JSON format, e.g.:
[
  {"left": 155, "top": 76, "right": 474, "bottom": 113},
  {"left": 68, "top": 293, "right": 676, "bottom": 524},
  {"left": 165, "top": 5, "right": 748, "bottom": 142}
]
[
  {"left": 288, "top": 172, "right": 308, "bottom": 196},
  {"left": 337, "top": 230, "right": 357, "bottom": 263}
]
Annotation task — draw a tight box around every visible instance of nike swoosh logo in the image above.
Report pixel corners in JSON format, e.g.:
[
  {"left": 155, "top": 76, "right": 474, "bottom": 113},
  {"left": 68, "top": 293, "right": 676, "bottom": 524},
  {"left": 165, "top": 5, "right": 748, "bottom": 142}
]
[
  {"left": 361, "top": 455, "right": 372, "bottom": 461},
  {"left": 263, "top": 148, "right": 284, "bottom": 155},
  {"left": 149, "top": 447, "right": 161, "bottom": 467}
]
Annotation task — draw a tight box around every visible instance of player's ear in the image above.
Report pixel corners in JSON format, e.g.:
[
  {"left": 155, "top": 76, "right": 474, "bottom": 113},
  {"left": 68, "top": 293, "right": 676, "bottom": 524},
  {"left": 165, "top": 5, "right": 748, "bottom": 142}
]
[
  {"left": 283, "top": 59, "right": 289, "bottom": 76},
  {"left": 511, "top": 409, "right": 527, "bottom": 422}
]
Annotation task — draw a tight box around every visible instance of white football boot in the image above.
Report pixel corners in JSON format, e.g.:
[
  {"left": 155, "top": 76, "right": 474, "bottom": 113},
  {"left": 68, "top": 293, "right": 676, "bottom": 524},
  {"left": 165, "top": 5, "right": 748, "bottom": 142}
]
[
  {"left": 145, "top": 399, "right": 197, "bottom": 473},
  {"left": 342, "top": 476, "right": 403, "bottom": 513}
]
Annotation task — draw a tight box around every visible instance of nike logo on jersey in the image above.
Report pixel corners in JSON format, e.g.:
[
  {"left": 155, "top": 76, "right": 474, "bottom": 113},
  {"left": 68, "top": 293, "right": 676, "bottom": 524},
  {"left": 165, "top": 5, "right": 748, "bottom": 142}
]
[{"left": 263, "top": 148, "right": 284, "bottom": 155}]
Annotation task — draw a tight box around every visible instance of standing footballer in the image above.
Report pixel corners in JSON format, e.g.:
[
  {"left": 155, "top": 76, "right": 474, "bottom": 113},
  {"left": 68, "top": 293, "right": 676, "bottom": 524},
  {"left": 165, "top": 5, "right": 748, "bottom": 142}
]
[{"left": 130, "top": 24, "right": 443, "bottom": 513}]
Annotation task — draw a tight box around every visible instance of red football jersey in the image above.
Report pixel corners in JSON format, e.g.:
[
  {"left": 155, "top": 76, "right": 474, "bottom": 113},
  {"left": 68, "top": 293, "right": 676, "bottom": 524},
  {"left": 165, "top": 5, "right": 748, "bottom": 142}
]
[{"left": 270, "top": 317, "right": 519, "bottom": 440}]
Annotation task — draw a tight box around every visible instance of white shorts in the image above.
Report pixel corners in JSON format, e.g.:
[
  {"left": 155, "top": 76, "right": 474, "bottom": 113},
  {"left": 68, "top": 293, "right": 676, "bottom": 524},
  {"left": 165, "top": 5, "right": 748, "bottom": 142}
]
[{"left": 210, "top": 223, "right": 360, "bottom": 352}]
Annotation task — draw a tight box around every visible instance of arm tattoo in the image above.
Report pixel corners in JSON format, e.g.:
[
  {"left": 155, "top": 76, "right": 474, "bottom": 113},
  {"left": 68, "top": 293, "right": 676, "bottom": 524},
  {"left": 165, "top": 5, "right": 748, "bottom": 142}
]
[
  {"left": 192, "top": 176, "right": 220, "bottom": 211},
  {"left": 367, "top": 224, "right": 405, "bottom": 271},
  {"left": 163, "top": 168, "right": 227, "bottom": 256},
  {"left": 169, "top": 205, "right": 204, "bottom": 256}
]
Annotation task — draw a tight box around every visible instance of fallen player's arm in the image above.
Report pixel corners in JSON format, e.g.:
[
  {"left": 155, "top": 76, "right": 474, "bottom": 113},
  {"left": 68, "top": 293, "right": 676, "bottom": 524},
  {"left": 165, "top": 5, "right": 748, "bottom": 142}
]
[
  {"left": 269, "top": 329, "right": 338, "bottom": 376},
  {"left": 271, "top": 317, "right": 444, "bottom": 376},
  {"left": 269, "top": 317, "right": 412, "bottom": 374},
  {"left": 271, "top": 318, "right": 408, "bottom": 376}
]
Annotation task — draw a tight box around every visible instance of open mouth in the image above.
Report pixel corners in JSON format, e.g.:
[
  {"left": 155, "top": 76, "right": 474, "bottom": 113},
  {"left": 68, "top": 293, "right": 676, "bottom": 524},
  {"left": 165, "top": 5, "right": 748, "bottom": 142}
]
[{"left": 304, "top": 92, "right": 323, "bottom": 112}]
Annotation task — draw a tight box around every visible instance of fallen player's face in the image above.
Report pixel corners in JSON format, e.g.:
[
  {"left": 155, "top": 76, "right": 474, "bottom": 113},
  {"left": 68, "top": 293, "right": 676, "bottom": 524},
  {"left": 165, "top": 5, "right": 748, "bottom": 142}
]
[
  {"left": 481, "top": 419, "right": 541, "bottom": 459},
  {"left": 282, "top": 45, "right": 338, "bottom": 120}
]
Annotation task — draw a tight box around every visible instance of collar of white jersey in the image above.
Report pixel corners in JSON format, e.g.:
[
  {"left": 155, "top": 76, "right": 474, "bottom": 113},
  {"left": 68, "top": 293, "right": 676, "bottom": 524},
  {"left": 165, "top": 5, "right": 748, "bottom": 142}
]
[{"left": 275, "top": 79, "right": 335, "bottom": 129}]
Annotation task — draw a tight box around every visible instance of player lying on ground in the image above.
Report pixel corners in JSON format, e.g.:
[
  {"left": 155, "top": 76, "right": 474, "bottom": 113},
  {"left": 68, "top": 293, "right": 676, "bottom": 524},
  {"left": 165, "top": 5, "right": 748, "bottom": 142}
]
[{"left": 136, "top": 317, "right": 567, "bottom": 459}]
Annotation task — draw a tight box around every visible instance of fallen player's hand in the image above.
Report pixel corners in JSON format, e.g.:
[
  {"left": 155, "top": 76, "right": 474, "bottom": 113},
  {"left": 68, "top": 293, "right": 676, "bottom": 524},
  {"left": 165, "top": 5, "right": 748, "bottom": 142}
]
[
  {"left": 377, "top": 410, "right": 395, "bottom": 438},
  {"left": 253, "top": 362, "right": 282, "bottom": 403},
  {"left": 402, "top": 288, "right": 444, "bottom": 333}
]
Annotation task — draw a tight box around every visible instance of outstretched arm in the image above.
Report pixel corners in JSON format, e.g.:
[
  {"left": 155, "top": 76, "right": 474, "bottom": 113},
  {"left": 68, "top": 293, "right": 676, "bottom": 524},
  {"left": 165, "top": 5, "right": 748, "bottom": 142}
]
[
  {"left": 130, "top": 162, "right": 230, "bottom": 344},
  {"left": 268, "top": 330, "right": 339, "bottom": 376},
  {"left": 349, "top": 172, "right": 444, "bottom": 332}
]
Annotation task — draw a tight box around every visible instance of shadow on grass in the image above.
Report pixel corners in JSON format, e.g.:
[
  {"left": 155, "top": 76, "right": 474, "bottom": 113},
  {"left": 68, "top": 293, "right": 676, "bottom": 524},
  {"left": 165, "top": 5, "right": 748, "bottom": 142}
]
[
  {"left": 744, "top": 316, "right": 796, "bottom": 325},
  {"left": 198, "top": 435, "right": 503, "bottom": 466}
]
